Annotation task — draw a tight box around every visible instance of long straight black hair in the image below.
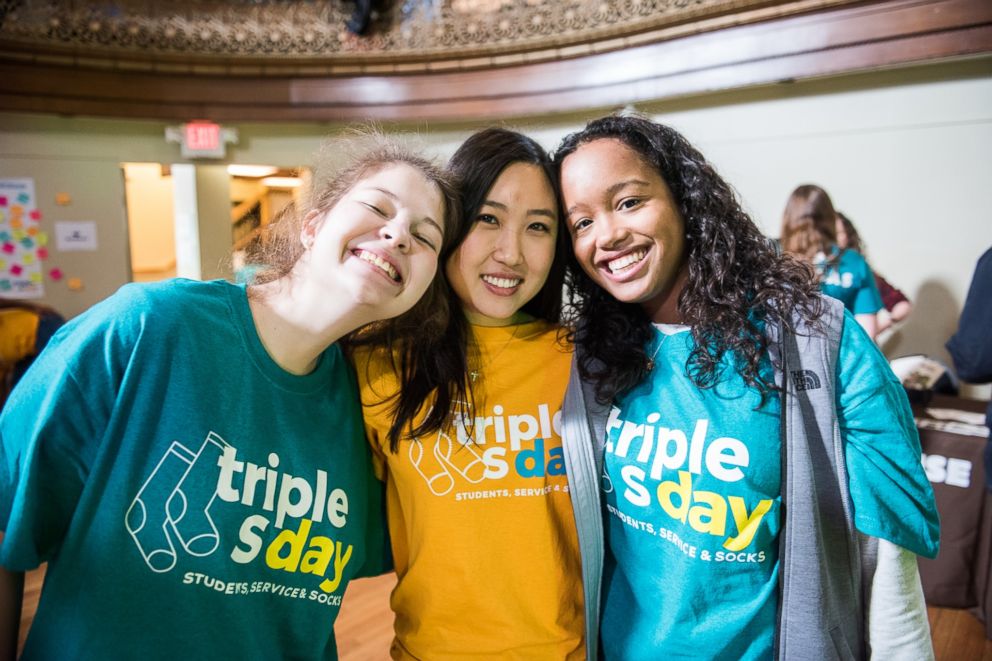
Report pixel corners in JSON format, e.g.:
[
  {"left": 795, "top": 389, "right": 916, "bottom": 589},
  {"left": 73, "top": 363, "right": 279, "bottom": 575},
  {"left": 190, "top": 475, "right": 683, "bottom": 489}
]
[{"left": 377, "top": 127, "right": 567, "bottom": 451}]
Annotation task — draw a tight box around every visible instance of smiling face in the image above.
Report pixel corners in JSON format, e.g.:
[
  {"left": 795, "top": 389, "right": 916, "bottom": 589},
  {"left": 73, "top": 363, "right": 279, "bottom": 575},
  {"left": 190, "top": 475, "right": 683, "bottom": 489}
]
[
  {"left": 445, "top": 161, "right": 558, "bottom": 326},
  {"left": 560, "top": 138, "right": 688, "bottom": 323},
  {"left": 303, "top": 162, "right": 446, "bottom": 321}
]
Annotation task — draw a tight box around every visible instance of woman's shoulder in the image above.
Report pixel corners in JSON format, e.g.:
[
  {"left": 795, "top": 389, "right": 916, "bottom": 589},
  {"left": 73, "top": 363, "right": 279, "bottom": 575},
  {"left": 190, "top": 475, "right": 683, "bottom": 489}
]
[
  {"left": 839, "top": 247, "right": 872, "bottom": 271},
  {"left": 67, "top": 279, "right": 239, "bottom": 350},
  {"left": 99, "top": 278, "right": 234, "bottom": 316},
  {"left": 349, "top": 344, "right": 403, "bottom": 401}
]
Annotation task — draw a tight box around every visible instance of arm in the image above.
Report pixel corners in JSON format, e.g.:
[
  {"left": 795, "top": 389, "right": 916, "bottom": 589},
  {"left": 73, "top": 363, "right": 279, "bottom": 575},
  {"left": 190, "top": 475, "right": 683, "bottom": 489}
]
[
  {"left": 835, "top": 311, "right": 940, "bottom": 558},
  {"left": 875, "top": 303, "right": 911, "bottom": 335},
  {"left": 947, "top": 248, "right": 992, "bottom": 383},
  {"left": 888, "top": 300, "right": 912, "bottom": 324},
  {"left": 864, "top": 534, "right": 934, "bottom": 660},
  {"left": 875, "top": 309, "right": 893, "bottom": 334},
  {"left": 851, "top": 255, "right": 883, "bottom": 340},
  {"left": 354, "top": 465, "right": 393, "bottom": 578},
  {"left": 855, "top": 313, "right": 878, "bottom": 340},
  {"left": 0, "top": 297, "right": 123, "bottom": 631},
  {"left": 352, "top": 347, "right": 398, "bottom": 578},
  {"left": 0, "top": 537, "right": 23, "bottom": 661}
]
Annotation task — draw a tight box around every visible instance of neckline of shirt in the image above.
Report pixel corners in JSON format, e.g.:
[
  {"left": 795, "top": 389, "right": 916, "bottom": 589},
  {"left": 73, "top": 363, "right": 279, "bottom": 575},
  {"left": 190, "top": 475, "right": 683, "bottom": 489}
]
[
  {"left": 227, "top": 282, "right": 337, "bottom": 394},
  {"left": 653, "top": 322, "right": 690, "bottom": 335},
  {"left": 470, "top": 318, "right": 553, "bottom": 346}
]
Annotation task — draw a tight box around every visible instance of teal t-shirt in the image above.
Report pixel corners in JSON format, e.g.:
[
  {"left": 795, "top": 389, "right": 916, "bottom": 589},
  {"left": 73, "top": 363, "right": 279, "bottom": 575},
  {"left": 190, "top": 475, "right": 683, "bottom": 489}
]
[
  {"left": 0, "top": 279, "right": 386, "bottom": 660},
  {"left": 600, "top": 313, "right": 938, "bottom": 660},
  {"left": 816, "top": 247, "right": 883, "bottom": 315}
]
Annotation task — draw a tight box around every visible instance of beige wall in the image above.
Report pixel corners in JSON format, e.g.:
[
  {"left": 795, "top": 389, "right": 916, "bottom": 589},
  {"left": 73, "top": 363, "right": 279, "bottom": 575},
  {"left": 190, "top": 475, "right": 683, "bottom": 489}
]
[
  {"left": 636, "top": 61, "right": 992, "bottom": 384},
  {"left": 1, "top": 58, "right": 989, "bottom": 391},
  {"left": 0, "top": 154, "right": 132, "bottom": 317}
]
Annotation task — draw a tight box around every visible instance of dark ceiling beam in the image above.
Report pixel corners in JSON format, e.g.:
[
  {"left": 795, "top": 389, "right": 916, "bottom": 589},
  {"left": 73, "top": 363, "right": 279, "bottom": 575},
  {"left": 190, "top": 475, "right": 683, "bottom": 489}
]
[{"left": 0, "top": 0, "right": 989, "bottom": 122}]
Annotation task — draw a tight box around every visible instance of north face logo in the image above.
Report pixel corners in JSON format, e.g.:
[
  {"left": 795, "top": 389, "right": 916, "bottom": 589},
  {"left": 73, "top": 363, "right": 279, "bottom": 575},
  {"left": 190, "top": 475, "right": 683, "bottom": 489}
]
[{"left": 792, "top": 369, "right": 821, "bottom": 391}]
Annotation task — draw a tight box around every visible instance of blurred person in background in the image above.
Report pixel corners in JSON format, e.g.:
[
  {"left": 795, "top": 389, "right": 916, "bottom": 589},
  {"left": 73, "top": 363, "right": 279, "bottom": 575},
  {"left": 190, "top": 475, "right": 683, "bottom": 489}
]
[
  {"left": 0, "top": 300, "right": 64, "bottom": 408},
  {"left": 946, "top": 245, "right": 992, "bottom": 487},
  {"left": 835, "top": 212, "right": 913, "bottom": 334},
  {"left": 781, "top": 184, "right": 883, "bottom": 339}
]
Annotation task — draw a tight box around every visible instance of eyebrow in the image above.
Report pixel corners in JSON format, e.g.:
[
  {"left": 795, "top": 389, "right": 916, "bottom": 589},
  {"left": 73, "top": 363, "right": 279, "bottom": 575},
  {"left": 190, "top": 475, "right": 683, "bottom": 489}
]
[
  {"left": 565, "top": 179, "right": 651, "bottom": 218},
  {"left": 480, "top": 199, "right": 557, "bottom": 219},
  {"left": 369, "top": 186, "right": 443, "bottom": 234}
]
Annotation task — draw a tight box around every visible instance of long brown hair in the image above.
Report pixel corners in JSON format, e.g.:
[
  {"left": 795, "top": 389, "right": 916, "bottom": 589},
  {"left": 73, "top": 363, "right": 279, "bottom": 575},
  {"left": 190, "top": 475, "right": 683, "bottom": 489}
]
[
  {"left": 836, "top": 211, "right": 865, "bottom": 254},
  {"left": 780, "top": 184, "right": 838, "bottom": 262}
]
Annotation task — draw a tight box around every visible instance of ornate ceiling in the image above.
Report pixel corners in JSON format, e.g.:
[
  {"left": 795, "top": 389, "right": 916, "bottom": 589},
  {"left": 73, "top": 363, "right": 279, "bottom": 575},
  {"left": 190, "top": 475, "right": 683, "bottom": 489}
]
[
  {"left": 1, "top": 0, "right": 848, "bottom": 71},
  {"left": 0, "top": 0, "right": 989, "bottom": 120}
]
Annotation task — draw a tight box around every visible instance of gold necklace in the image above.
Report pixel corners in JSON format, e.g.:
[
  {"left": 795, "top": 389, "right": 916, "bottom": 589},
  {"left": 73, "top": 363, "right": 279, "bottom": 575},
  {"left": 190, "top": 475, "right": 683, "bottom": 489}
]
[
  {"left": 645, "top": 329, "right": 671, "bottom": 372},
  {"left": 469, "top": 324, "right": 522, "bottom": 383}
]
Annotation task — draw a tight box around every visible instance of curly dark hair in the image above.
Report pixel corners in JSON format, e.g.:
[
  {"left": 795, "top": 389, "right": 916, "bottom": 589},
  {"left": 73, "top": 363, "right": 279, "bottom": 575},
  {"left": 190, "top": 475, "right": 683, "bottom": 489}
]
[
  {"left": 554, "top": 114, "right": 824, "bottom": 403},
  {"left": 369, "top": 127, "right": 567, "bottom": 452}
]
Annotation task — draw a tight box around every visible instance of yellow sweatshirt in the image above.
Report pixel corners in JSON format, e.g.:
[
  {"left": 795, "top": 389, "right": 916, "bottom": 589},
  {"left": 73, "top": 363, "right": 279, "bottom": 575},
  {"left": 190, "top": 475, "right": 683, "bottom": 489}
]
[{"left": 355, "top": 320, "right": 584, "bottom": 660}]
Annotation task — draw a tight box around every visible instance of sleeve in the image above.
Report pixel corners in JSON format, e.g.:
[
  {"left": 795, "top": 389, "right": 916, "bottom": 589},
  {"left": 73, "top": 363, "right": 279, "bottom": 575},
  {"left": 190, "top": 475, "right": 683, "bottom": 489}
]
[
  {"left": 0, "top": 286, "right": 141, "bottom": 571},
  {"left": 863, "top": 534, "right": 934, "bottom": 660},
  {"left": 851, "top": 254, "right": 884, "bottom": 315},
  {"left": 946, "top": 247, "right": 992, "bottom": 383},
  {"left": 835, "top": 310, "right": 940, "bottom": 558},
  {"left": 0, "top": 338, "right": 106, "bottom": 570},
  {"left": 351, "top": 347, "right": 401, "bottom": 482},
  {"left": 354, "top": 468, "right": 393, "bottom": 578},
  {"left": 874, "top": 274, "right": 909, "bottom": 311}
]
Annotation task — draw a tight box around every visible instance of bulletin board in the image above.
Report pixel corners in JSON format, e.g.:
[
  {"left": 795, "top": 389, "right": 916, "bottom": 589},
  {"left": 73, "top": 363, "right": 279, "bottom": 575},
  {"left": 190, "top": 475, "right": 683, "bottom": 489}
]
[{"left": 0, "top": 178, "right": 50, "bottom": 299}]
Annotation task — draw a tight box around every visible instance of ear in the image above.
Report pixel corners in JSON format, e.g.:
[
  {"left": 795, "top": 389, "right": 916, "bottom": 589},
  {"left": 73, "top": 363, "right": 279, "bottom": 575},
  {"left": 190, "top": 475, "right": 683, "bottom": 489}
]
[{"left": 300, "top": 209, "right": 324, "bottom": 249}]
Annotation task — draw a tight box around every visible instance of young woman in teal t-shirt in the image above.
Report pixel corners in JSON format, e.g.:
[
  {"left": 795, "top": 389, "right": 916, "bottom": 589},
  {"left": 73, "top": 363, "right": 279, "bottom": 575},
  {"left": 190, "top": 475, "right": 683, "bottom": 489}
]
[
  {"left": 555, "top": 115, "right": 938, "bottom": 660},
  {"left": 0, "top": 137, "right": 457, "bottom": 660}
]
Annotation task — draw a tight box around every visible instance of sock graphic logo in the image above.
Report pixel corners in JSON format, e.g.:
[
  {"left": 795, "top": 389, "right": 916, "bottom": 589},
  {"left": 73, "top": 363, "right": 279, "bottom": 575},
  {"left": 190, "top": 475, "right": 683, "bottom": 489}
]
[
  {"left": 409, "top": 426, "right": 487, "bottom": 496},
  {"left": 125, "top": 432, "right": 356, "bottom": 599},
  {"left": 125, "top": 432, "right": 230, "bottom": 573},
  {"left": 409, "top": 401, "right": 566, "bottom": 496}
]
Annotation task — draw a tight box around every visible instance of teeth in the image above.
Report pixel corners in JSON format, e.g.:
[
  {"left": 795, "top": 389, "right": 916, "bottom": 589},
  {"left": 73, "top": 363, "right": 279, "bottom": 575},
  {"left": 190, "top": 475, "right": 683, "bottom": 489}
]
[
  {"left": 357, "top": 250, "right": 399, "bottom": 282},
  {"left": 608, "top": 249, "right": 647, "bottom": 273},
  {"left": 481, "top": 274, "right": 522, "bottom": 289}
]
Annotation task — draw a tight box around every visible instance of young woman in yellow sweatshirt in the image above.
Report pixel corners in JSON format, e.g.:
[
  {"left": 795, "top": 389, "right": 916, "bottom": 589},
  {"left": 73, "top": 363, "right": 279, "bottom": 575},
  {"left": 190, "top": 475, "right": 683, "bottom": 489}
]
[{"left": 352, "top": 128, "right": 584, "bottom": 660}]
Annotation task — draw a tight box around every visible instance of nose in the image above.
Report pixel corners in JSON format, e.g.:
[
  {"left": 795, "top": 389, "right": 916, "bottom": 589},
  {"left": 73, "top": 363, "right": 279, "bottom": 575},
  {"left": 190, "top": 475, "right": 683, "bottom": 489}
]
[
  {"left": 595, "top": 216, "right": 631, "bottom": 250},
  {"left": 492, "top": 228, "right": 524, "bottom": 267},
  {"left": 379, "top": 217, "right": 411, "bottom": 253}
]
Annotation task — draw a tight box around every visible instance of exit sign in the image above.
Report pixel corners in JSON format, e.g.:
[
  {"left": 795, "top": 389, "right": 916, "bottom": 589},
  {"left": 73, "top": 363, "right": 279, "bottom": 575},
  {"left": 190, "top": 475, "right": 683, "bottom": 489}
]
[
  {"left": 165, "top": 121, "right": 238, "bottom": 159},
  {"left": 185, "top": 121, "right": 221, "bottom": 152}
]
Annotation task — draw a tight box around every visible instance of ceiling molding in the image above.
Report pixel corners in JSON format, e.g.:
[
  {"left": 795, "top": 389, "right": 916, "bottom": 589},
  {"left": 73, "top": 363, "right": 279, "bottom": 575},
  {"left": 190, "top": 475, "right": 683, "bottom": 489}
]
[
  {"left": 0, "top": 0, "right": 857, "bottom": 70},
  {"left": 0, "top": 0, "right": 989, "bottom": 121}
]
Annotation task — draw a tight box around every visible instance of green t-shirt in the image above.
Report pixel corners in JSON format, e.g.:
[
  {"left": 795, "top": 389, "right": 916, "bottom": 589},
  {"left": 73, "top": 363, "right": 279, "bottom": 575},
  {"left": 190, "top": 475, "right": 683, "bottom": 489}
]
[{"left": 1, "top": 279, "right": 386, "bottom": 660}]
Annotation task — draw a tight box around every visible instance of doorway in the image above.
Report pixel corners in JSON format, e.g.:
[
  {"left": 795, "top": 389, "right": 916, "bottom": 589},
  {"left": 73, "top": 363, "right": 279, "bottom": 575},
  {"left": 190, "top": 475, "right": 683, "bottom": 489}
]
[{"left": 122, "top": 163, "right": 304, "bottom": 284}]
